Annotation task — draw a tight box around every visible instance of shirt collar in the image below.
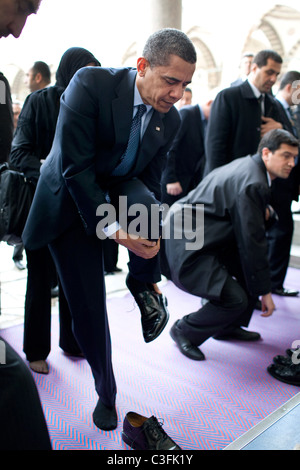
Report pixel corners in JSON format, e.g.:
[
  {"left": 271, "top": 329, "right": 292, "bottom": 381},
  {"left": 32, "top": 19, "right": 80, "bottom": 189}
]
[
  {"left": 134, "top": 79, "right": 152, "bottom": 113},
  {"left": 276, "top": 95, "right": 289, "bottom": 111},
  {"left": 247, "top": 79, "right": 263, "bottom": 99}
]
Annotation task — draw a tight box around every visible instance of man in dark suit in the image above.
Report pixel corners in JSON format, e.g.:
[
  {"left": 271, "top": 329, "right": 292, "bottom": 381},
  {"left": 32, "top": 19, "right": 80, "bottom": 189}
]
[
  {"left": 161, "top": 98, "right": 213, "bottom": 206},
  {"left": 163, "top": 129, "right": 299, "bottom": 361},
  {"left": 230, "top": 52, "right": 254, "bottom": 87},
  {"left": 268, "top": 71, "right": 300, "bottom": 296},
  {"left": 205, "top": 49, "right": 284, "bottom": 174},
  {"left": 205, "top": 50, "right": 299, "bottom": 297},
  {"left": 22, "top": 28, "right": 197, "bottom": 430}
]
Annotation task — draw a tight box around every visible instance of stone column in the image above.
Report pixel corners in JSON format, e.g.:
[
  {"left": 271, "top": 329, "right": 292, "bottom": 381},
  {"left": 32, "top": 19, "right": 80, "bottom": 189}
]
[{"left": 150, "top": 0, "right": 182, "bottom": 31}]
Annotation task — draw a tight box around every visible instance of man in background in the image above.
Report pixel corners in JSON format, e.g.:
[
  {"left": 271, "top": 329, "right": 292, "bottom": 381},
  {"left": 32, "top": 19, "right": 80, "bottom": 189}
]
[
  {"left": 25, "top": 60, "right": 51, "bottom": 92},
  {"left": 231, "top": 52, "right": 254, "bottom": 87},
  {"left": 177, "top": 86, "right": 192, "bottom": 109}
]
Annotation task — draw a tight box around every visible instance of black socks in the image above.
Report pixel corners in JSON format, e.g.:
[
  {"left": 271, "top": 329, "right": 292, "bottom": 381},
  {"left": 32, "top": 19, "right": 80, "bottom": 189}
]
[
  {"left": 93, "top": 399, "right": 117, "bottom": 431},
  {"left": 126, "top": 273, "right": 154, "bottom": 295}
]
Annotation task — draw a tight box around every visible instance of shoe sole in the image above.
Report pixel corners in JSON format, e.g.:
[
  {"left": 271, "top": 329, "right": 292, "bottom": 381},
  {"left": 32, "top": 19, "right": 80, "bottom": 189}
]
[{"left": 122, "top": 431, "right": 140, "bottom": 449}]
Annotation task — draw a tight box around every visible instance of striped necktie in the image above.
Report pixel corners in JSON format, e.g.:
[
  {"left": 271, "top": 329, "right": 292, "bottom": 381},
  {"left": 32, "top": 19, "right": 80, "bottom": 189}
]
[{"left": 112, "top": 104, "right": 147, "bottom": 176}]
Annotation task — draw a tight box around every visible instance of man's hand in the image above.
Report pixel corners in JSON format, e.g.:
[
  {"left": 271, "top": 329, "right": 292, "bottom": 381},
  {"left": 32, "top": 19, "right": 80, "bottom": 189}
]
[
  {"left": 166, "top": 182, "right": 183, "bottom": 196},
  {"left": 113, "top": 228, "right": 160, "bottom": 259},
  {"left": 261, "top": 116, "right": 283, "bottom": 137},
  {"left": 261, "top": 292, "right": 276, "bottom": 317}
]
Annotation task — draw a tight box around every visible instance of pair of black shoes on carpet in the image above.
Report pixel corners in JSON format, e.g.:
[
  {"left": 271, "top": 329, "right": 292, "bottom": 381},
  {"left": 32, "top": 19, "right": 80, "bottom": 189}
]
[{"left": 267, "top": 349, "right": 300, "bottom": 386}]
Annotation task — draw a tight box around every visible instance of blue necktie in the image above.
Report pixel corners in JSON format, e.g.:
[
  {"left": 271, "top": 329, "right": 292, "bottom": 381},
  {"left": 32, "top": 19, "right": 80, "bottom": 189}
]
[{"left": 112, "top": 104, "right": 147, "bottom": 176}]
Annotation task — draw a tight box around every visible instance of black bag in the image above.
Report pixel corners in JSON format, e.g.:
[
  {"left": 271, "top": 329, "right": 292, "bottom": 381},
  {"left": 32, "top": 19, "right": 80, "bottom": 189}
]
[{"left": 0, "top": 163, "right": 35, "bottom": 245}]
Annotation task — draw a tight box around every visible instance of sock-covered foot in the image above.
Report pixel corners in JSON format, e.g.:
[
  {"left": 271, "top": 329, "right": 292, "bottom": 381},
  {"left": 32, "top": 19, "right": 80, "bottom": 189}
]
[{"left": 93, "top": 399, "right": 117, "bottom": 431}]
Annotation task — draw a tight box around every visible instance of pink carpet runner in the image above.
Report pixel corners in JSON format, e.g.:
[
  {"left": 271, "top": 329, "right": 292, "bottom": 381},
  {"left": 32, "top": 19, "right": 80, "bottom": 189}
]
[{"left": 1, "top": 268, "right": 299, "bottom": 450}]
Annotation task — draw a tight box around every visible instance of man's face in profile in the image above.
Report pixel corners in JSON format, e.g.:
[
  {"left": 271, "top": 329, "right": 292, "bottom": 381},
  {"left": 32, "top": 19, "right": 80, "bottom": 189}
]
[{"left": 0, "top": 0, "right": 41, "bottom": 38}]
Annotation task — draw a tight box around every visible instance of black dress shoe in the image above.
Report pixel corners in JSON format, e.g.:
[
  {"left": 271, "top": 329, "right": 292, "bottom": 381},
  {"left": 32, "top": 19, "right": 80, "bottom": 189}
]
[
  {"left": 267, "top": 363, "right": 300, "bottom": 386},
  {"left": 255, "top": 299, "right": 262, "bottom": 311},
  {"left": 170, "top": 320, "right": 205, "bottom": 361},
  {"left": 214, "top": 326, "right": 261, "bottom": 341},
  {"left": 126, "top": 274, "right": 169, "bottom": 343},
  {"left": 272, "top": 287, "right": 299, "bottom": 297},
  {"left": 122, "top": 412, "right": 181, "bottom": 450},
  {"left": 14, "top": 260, "right": 26, "bottom": 270},
  {"left": 273, "top": 355, "right": 293, "bottom": 366},
  {"left": 104, "top": 267, "right": 122, "bottom": 275},
  {"left": 51, "top": 285, "right": 59, "bottom": 298}
]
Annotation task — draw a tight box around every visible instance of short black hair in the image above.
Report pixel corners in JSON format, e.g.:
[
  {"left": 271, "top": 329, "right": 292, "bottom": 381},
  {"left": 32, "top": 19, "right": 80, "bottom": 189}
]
[
  {"left": 32, "top": 61, "right": 51, "bottom": 82},
  {"left": 143, "top": 28, "right": 197, "bottom": 68},
  {"left": 279, "top": 70, "right": 300, "bottom": 90},
  {"left": 253, "top": 50, "right": 283, "bottom": 68},
  {"left": 258, "top": 129, "right": 299, "bottom": 155}
]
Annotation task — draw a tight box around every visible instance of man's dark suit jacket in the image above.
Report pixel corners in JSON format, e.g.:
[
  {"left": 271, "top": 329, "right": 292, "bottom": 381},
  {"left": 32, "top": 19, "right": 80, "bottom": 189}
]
[
  {"left": 161, "top": 104, "right": 206, "bottom": 204},
  {"left": 0, "top": 72, "right": 13, "bottom": 163},
  {"left": 23, "top": 67, "right": 180, "bottom": 250},
  {"left": 272, "top": 100, "right": 299, "bottom": 202},
  {"left": 204, "top": 80, "right": 283, "bottom": 174},
  {"left": 163, "top": 154, "right": 272, "bottom": 300}
]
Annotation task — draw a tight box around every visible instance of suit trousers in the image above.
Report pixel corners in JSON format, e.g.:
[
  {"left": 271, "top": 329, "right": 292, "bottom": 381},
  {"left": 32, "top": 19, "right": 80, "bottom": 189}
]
[
  {"left": 48, "top": 178, "right": 160, "bottom": 407},
  {"left": 177, "top": 246, "right": 257, "bottom": 346},
  {"left": 23, "top": 246, "right": 81, "bottom": 362},
  {"left": 266, "top": 193, "right": 294, "bottom": 290},
  {"left": 179, "top": 275, "right": 257, "bottom": 346},
  {"left": 0, "top": 338, "right": 52, "bottom": 450}
]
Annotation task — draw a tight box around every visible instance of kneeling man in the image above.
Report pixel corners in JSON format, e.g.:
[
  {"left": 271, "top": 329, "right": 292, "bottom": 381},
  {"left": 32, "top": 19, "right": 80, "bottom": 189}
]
[{"left": 163, "top": 129, "right": 299, "bottom": 360}]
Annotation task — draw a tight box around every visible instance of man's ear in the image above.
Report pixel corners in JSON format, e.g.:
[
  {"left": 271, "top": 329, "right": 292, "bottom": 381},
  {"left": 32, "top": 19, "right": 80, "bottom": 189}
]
[
  {"left": 137, "top": 57, "right": 149, "bottom": 76},
  {"left": 261, "top": 147, "right": 270, "bottom": 165},
  {"left": 35, "top": 72, "right": 42, "bottom": 84}
]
